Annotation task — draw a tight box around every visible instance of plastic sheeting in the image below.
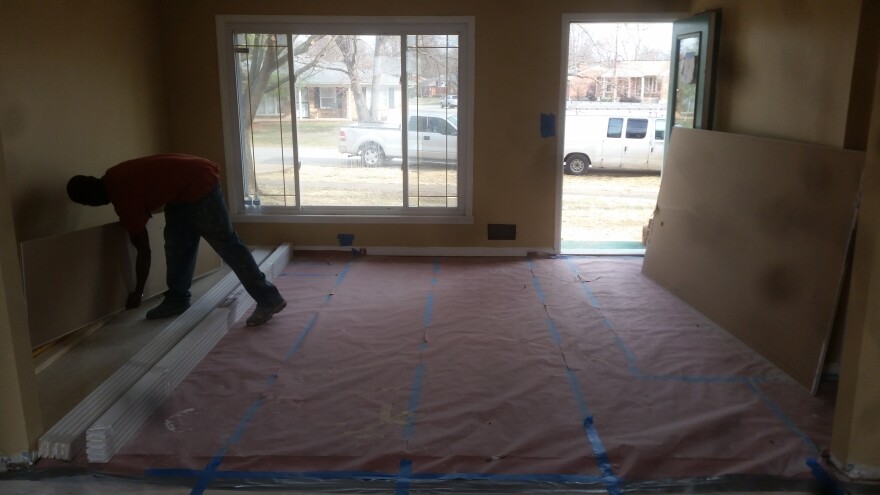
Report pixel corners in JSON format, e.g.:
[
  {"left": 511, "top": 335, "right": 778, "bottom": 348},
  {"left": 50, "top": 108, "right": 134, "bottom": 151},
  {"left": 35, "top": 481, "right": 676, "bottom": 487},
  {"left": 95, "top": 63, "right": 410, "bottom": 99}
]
[{"left": 40, "top": 254, "right": 840, "bottom": 492}]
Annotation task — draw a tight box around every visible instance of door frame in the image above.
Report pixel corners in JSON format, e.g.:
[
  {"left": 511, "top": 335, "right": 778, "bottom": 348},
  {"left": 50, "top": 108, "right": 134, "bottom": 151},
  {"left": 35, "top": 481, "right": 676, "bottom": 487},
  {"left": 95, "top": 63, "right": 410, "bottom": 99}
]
[{"left": 556, "top": 13, "right": 687, "bottom": 254}]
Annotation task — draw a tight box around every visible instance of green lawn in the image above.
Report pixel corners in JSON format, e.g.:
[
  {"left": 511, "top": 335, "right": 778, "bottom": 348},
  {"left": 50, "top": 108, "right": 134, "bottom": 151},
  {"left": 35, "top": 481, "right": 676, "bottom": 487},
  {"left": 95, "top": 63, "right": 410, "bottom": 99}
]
[
  {"left": 251, "top": 119, "right": 349, "bottom": 148},
  {"left": 249, "top": 97, "right": 446, "bottom": 148}
]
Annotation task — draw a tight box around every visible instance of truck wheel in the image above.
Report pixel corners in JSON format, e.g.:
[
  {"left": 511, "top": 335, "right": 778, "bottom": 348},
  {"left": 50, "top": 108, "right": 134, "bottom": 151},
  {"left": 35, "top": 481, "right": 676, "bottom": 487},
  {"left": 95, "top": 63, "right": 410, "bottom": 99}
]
[
  {"left": 564, "top": 155, "right": 590, "bottom": 175},
  {"left": 361, "top": 143, "right": 385, "bottom": 166}
]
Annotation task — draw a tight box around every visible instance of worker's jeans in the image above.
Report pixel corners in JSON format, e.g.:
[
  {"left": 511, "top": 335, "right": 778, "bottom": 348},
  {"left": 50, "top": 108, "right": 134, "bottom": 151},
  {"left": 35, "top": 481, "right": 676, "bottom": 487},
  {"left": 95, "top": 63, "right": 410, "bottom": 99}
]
[{"left": 162, "top": 184, "right": 282, "bottom": 307}]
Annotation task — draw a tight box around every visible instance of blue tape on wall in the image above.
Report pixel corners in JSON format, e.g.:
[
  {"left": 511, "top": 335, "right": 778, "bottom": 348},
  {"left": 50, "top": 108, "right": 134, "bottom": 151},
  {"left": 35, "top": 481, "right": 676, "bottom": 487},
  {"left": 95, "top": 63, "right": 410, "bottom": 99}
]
[{"left": 540, "top": 113, "right": 556, "bottom": 138}]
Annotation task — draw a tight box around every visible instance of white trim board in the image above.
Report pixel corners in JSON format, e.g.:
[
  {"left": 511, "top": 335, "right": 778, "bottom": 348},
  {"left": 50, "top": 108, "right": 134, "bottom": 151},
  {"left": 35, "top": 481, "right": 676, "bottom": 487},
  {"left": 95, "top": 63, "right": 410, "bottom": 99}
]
[
  {"left": 38, "top": 247, "right": 277, "bottom": 461},
  {"left": 85, "top": 244, "right": 290, "bottom": 463},
  {"left": 293, "top": 245, "right": 557, "bottom": 257}
]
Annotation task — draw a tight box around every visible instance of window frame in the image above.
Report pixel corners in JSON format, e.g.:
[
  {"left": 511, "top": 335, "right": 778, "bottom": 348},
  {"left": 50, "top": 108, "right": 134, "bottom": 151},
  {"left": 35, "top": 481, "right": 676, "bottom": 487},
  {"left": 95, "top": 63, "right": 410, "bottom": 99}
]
[
  {"left": 215, "top": 15, "right": 475, "bottom": 224},
  {"left": 318, "top": 87, "right": 337, "bottom": 109}
]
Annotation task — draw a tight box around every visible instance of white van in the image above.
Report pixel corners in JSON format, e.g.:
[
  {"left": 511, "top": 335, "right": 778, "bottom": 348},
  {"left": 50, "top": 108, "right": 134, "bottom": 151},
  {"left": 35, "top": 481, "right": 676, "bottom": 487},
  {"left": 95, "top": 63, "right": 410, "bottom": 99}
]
[{"left": 563, "top": 110, "right": 666, "bottom": 175}]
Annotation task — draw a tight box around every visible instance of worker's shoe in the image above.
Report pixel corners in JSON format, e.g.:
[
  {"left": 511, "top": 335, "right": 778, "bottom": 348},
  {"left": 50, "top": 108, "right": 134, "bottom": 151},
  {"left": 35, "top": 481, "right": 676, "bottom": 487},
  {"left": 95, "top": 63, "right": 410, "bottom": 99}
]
[
  {"left": 145, "top": 298, "right": 190, "bottom": 320},
  {"left": 246, "top": 298, "right": 287, "bottom": 326}
]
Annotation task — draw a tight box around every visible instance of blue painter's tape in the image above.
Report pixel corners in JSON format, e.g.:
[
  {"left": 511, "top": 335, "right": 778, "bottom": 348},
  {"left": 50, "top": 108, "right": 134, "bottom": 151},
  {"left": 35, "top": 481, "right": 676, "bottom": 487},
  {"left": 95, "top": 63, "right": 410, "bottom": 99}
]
[
  {"left": 612, "top": 336, "right": 644, "bottom": 378},
  {"left": 226, "top": 399, "right": 265, "bottom": 447},
  {"left": 540, "top": 113, "right": 557, "bottom": 138},
  {"left": 334, "top": 261, "right": 354, "bottom": 288},
  {"left": 423, "top": 293, "right": 434, "bottom": 328},
  {"left": 564, "top": 258, "right": 602, "bottom": 308},
  {"left": 748, "top": 379, "right": 820, "bottom": 453},
  {"left": 148, "top": 467, "right": 620, "bottom": 488},
  {"left": 546, "top": 318, "right": 562, "bottom": 345},
  {"left": 403, "top": 362, "right": 426, "bottom": 441},
  {"left": 396, "top": 459, "right": 413, "bottom": 495},
  {"left": 185, "top": 260, "right": 355, "bottom": 495},
  {"left": 565, "top": 370, "right": 589, "bottom": 418},
  {"left": 337, "top": 233, "right": 354, "bottom": 246},
  {"left": 210, "top": 469, "right": 396, "bottom": 481},
  {"left": 806, "top": 458, "right": 845, "bottom": 495},
  {"left": 190, "top": 397, "right": 266, "bottom": 494},
  {"left": 528, "top": 261, "right": 620, "bottom": 495},
  {"left": 582, "top": 416, "right": 614, "bottom": 477},
  {"left": 284, "top": 314, "right": 319, "bottom": 361},
  {"left": 396, "top": 259, "right": 438, "bottom": 480},
  {"left": 411, "top": 471, "right": 615, "bottom": 484},
  {"left": 531, "top": 275, "right": 546, "bottom": 304}
]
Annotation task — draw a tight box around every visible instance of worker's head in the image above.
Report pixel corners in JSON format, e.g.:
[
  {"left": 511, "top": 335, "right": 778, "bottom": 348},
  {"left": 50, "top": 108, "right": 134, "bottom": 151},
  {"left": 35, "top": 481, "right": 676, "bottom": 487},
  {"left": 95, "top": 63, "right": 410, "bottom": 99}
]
[{"left": 66, "top": 175, "right": 109, "bottom": 206}]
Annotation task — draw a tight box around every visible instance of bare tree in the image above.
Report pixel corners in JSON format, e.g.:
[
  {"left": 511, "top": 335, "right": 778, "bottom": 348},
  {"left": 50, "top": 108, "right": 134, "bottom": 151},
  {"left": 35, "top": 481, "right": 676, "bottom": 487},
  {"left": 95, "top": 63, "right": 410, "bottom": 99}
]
[
  {"left": 369, "top": 36, "right": 395, "bottom": 121},
  {"left": 238, "top": 34, "right": 329, "bottom": 122},
  {"left": 333, "top": 35, "right": 371, "bottom": 122},
  {"left": 237, "top": 34, "right": 330, "bottom": 197},
  {"left": 568, "top": 23, "right": 670, "bottom": 102}
]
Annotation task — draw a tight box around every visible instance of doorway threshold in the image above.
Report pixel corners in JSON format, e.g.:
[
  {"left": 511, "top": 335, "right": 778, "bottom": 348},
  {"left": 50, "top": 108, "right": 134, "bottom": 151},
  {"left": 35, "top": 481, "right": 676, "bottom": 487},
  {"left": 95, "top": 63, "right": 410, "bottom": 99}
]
[{"left": 561, "top": 240, "right": 645, "bottom": 256}]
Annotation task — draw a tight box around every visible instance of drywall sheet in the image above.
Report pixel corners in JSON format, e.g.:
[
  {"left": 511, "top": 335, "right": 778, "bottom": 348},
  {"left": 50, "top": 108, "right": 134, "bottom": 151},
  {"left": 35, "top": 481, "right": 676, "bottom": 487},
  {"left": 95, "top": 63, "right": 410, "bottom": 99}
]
[
  {"left": 642, "top": 128, "right": 864, "bottom": 392},
  {"left": 47, "top": 255, "right": 834, "bottom": 490},
  {"left": 21, "top": 214, "right": 221, "bottom": 348}
]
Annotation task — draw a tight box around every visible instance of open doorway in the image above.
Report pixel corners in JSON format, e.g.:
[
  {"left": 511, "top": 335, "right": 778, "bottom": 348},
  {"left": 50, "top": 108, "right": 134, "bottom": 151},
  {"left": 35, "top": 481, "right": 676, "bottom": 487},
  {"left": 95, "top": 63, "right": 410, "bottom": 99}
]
[{"left": 560, "top": 22, "right": 671, "bottom": 253}]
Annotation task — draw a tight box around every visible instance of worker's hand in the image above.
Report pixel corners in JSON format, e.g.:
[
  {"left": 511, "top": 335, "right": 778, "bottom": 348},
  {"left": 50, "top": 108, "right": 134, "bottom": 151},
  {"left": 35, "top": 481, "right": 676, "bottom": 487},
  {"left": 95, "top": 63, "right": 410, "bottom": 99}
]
[{"left": 126, "top": 292, "right": 143, "bottom": 309}]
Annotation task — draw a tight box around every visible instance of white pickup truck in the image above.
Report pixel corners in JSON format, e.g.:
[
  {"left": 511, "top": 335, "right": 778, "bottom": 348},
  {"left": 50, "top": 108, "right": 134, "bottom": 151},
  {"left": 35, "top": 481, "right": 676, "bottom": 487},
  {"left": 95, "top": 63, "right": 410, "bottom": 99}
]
[{"left": 338, "top": 112, "right": 458, "bottom": 166}]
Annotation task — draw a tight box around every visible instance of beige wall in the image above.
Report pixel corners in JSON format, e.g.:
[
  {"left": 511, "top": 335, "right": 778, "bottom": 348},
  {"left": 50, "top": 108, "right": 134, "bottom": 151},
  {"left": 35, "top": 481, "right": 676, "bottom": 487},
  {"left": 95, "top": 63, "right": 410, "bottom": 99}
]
[
  {"left": 832, "top": 39, "right": 880, "bottom": 471},
  {"left": 0, "top": 0, "right": 168, "bottom": 244},
  {"left": 161, "top": 0, "right": 688, "bottom": 249},
  {"left": 0, "top": 0, "right": 169, "bottom": 453},
  {"left": 0, "top": 134, "right": 43, "bottom": 457},
  {"left": 691, "top": 0, "right": 862, "bottom": 147}
]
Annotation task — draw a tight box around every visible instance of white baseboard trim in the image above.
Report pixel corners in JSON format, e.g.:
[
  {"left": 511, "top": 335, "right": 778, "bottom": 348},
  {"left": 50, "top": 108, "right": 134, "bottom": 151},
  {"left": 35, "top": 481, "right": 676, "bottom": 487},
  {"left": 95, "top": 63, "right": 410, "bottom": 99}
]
[
  {"left": 293, "top": 245, "right": 557, "bottom": 257},
  {"left": 0, "top": 452, "right": 37, "bottom": 472},
  {"left": 560, "top": 248, "right": 646, "bottom": 256},
  {"left": 830, "top": 454, "right": 880, "bottom": 481}
]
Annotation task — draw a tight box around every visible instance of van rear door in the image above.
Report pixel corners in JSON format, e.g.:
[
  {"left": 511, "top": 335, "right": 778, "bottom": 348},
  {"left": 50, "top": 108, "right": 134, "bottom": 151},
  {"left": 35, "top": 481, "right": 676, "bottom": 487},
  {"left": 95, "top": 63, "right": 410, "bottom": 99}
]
[{"left": 648, "top": 118, "right": 666, "bottom": 170}]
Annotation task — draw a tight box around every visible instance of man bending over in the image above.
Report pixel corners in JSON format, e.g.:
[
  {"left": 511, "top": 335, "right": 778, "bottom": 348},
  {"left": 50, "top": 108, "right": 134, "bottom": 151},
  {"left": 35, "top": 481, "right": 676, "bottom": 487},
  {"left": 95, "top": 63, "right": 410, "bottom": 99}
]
[{"left": 67, "top": 154, "right": 286, "bottom": 326}]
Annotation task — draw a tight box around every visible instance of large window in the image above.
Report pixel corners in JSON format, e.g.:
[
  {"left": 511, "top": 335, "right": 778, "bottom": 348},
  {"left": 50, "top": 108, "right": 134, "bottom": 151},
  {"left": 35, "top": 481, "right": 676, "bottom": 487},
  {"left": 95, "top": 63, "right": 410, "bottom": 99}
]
[{"left": 216, "top": 16, "right": 474, "bottom": 221}]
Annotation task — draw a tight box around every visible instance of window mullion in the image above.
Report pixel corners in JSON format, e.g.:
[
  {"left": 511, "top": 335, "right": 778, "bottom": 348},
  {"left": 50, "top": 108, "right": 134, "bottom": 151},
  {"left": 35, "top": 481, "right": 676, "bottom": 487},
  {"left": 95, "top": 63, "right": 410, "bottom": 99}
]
[
  {"left": 400, "top": 34, "right": 410, "bottom": 208},
  {"left": 240, "top": 41, "right": 258, "bottom": 209},
  {"left": 286, "top": 33, "right": 302, "bottom": 209}
]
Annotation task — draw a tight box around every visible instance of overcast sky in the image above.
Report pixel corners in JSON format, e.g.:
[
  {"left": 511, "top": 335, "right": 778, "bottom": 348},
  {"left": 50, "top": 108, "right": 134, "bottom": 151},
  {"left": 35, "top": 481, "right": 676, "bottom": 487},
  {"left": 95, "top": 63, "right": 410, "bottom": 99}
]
[{"left": 573, "top": 22, "right": 673, "bottom": 57}]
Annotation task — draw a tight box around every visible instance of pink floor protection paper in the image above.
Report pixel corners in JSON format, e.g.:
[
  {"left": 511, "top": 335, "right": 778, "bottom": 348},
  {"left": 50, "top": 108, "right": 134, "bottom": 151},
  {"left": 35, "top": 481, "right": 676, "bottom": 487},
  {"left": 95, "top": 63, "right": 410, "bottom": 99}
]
[{"left": 62, "top": 254, "right": 837, "bottom": 491}]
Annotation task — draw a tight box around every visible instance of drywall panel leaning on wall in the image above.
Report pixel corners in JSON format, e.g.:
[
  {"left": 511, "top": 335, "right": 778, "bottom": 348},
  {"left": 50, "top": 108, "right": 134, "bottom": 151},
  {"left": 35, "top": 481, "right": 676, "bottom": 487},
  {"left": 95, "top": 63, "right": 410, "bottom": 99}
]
[
  {"left": 21, "top": 213, "right": 221, "bottom": 348},
  {"left": 643, "top": 128, "right": 864, "bottom": 393}
]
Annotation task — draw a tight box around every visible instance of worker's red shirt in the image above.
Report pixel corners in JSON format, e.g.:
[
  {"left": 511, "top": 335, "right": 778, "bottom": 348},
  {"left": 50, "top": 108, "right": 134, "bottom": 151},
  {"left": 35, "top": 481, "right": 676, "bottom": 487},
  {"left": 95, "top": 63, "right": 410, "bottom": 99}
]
[{"left": 102, "top": 154, "right": 221, "bottom": 235}]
